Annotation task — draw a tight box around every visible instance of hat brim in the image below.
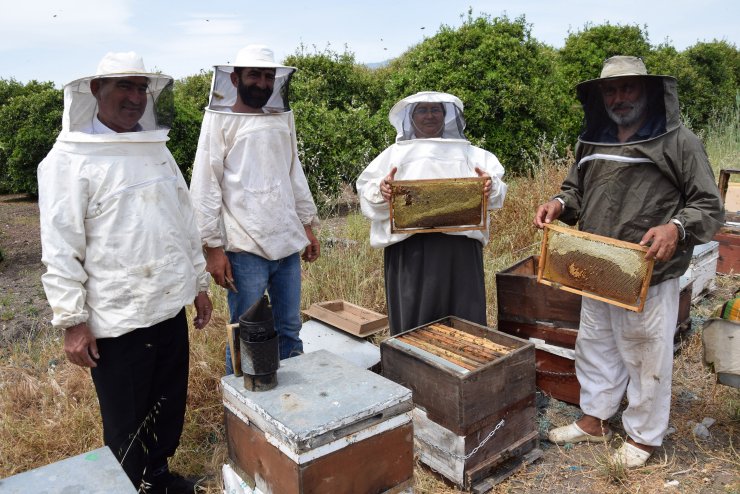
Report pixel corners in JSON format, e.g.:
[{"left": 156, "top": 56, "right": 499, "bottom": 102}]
[
  {"left": 216, "top": 62, "right": 297, "bottom": 71},
  {"left": 66, "top": 72, "right": 173, "bottom": 92},
  {"left": 575, "top": 73, "right": 675, "bottom": 91}
]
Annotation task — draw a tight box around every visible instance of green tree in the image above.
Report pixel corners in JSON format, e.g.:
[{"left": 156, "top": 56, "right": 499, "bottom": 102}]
[
  {"left": 170, "top": 71, "right": 211, "bottom": 181},
  {"left": 0, "top": 84, "right": 62, "bottom": 194},
  {"left": 284, "top": 48, "right": 390, "bottom": 209},
  {"left": 680, "top": 41, "right": 740, "bottom": 129},
  {"left": 559, "top": 23, "right": 652, "bottom": 87}
]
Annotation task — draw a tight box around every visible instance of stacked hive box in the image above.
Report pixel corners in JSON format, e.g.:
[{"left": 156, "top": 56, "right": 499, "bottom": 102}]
[
  {"left": 381, "top": 317, "right": 536, "bottom": 489},
  {"left": 496, "top": 255, "right": 694, "bottom": 406},
  {"left": 223, "top": 350, "right": 414, "bottom": 494}
]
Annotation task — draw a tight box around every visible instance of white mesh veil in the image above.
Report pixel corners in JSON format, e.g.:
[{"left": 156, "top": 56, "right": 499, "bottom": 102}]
[{"left": 389, "top": 91, "right": 466, "bottom": 141}]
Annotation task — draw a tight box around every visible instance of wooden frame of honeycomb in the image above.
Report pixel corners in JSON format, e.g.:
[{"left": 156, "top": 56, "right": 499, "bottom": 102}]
[
  {"left": 537, "top": 224, "right": 654, "bottom": 312},
  {"left": 389, "top": 177, "right": 487, "bottom": 233}
]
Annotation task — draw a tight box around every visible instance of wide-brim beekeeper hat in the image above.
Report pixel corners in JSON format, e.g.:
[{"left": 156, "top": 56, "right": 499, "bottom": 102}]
[
  {"left": 63, "top": 51, "right": 174, "bottom": 133},
  {"left": 208, "top": 44, "right": 296, "bottom": 112},
  {"left": 91, "top": 51, "right": 173, "bottom": 90},
  {"left": 576, "top": 55, "right": 674, "bottom": 92}
]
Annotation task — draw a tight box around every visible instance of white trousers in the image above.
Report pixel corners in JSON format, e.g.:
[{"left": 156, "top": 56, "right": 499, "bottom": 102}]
[{"left": 575, "top": 278, "right": 679, "bottom": 446}]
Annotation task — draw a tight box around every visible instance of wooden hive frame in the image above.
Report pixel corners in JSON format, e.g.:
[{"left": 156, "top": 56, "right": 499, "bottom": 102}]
[
  {"left": 395, "top": 323, "right": 513, "bottom": 371},
  {"left": 389, "top": 176, "right": 488, "bottom": 234},
  {"left": 537, "top": 224, "right": 654, "bottom": 312}
]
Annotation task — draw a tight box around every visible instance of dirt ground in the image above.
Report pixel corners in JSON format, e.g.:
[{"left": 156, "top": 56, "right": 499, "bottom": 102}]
[
  {"left": 0, "top": 194, "right": 51, "bottom": 350},
  {"left": 1, "top": 193, "right": 738, "bottom": 493}
]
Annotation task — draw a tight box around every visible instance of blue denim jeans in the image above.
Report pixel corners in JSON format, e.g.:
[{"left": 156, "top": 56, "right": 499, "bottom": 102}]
[{"left": 225, "top": 251, "right": 303, "bottom": 374}]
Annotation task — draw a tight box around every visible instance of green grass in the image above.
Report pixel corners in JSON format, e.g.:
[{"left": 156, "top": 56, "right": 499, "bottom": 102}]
[{"left": 703, "top": 96, "right": 740, "bottom": 179}]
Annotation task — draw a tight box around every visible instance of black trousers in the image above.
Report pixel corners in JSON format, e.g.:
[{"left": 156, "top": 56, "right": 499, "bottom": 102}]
[
  {"left": 90, "top": 309, "right": 189, "bottom": 488},
  {"left": 384, "top": 233, "right": 487, "bottom": 335}
]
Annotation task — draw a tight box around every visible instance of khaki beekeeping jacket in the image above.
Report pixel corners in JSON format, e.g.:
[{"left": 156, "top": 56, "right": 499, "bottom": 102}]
[
  {"left": 556, "top": 76, "right": 724, "bottom": 285},
  {"left": 357, "top": 92, "right": 507, "bottom": 249},
  {"left": 38, "top": 66, "right": 209, "bottom": 338}
]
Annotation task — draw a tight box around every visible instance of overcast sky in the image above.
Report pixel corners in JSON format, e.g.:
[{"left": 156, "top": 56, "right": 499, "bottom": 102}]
[{"left": 1, "top": 0, "right": 737, "bottom": 87}]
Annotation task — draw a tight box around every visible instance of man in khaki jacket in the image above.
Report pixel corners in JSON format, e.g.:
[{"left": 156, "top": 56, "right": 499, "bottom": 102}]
[{"left": 534, "top": 56, "right": 723, "bottom": 468}]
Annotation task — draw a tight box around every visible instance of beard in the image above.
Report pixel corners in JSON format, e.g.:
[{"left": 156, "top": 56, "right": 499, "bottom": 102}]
[
  {"left": 606, "top": 93, "right": 648, "bottom": 126},
  {"left": 237, "top": 80, "right": 273, "bottom": 109}
]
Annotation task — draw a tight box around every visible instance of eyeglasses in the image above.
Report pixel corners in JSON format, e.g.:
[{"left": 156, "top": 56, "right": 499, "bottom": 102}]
[{"left": 413, "top": 106, "right": 444, "bottom": 116}]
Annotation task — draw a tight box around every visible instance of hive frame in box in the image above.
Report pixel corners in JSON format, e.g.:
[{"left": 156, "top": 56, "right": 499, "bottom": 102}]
[
  {"left": 538, "top": 224, "right": 654, "bottom": 312},
  {"left": 389, "top": 177, "right": 488, "bottom": 234}
]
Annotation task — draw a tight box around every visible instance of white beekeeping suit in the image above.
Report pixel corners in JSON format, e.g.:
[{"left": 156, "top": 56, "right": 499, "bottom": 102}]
[
  {"left": 38, "top": 52, "right": 210, "bottom": 338},
  {"left": 356, "top": 91, "right": 508, "bottom": 248},
  {"left": 189, "top": 45, "right": 318, "bottom": 261}
]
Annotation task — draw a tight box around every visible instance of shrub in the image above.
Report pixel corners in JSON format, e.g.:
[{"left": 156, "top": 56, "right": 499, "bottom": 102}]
[{"left": 0, "top": 85, "right": 62, "bottom": 195}]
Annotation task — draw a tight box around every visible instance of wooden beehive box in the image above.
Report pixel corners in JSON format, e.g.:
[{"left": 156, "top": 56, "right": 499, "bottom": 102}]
[
  {"left": 302, "top": 300, "right": 388, "bottom": 337},
  {"left": 389, "top": 177, "right": 487, "bottom": 233},
  {"left": 497, "top": 255, "right": 694, "bottom": 406},
  {"left": 714, "top": 229, "right": 740, "bottom": 274},
  {"left": 714, "top": 169, "right": 740, "bottom": 274},
  {"left": 381, "top": 317, "right": 536, "bottom": 488},
  {"left": 381, "top": 317, "right": 535, "bottom": 436},
  {"left": 223, "top": 350, "right": 413, "bottom": 494}
]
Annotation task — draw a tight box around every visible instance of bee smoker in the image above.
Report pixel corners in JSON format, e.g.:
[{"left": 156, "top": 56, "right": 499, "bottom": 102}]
[{"left": 239, "top": 295, "right": 280, "bottom": 391}]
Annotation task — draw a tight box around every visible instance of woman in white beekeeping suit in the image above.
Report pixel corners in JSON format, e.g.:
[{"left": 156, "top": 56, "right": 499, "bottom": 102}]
[
  {"left": 357, "top": 91, "right": 507, "bottom": 335},
  {"left": 37, "top": 52, "right": 211, "bottom": 492}
]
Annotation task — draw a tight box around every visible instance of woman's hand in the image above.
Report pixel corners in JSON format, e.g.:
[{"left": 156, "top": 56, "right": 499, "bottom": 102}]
[
  {"left": 475, "top": 167, "right": 492, "bottom": 195},
  {"left": 380, "top": 167, "right": 398, "bottom": 202}
]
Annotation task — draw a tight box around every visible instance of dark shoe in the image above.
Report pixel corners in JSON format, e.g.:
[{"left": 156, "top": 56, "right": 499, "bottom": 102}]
[{"left": 144, "top": 470, "right": 202, "bottom": 493}]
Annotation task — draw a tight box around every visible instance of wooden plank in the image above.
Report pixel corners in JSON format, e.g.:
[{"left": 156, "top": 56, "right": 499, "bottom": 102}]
[
  {"left": 397, "top": 334, "right": 480, "bottom": 370},
  {"left": 466, "top": 431, "right": 539, "bottom": 488},
  {"left": 497, "top": 321, "right": 578, "bottom": 348},
  {"left": 545, "top": 223, "right": 651, "bottom": 251},
  {"left": 471, "top": 447, "right": 543, "bottom": 494},
  {"left": 426, "top": 324, "right": 512, "bottom": 355},
  {"left": 445, "top": 317, "right": 532, "bottom": 350},
  {"left": 302, "top": 300, "right": 388, "bottom": 337},
  {"left": 538, "top": 279, "right": 644, "bottom": 311},
  {"left": 416, "top": 327, "right": 501, "bottom": 361},
  {"left": 226, "top": 324, "right": 242, "bottom": 377},
  {"left": 717, "top": 168, "right": 740, "bottom": 208}
]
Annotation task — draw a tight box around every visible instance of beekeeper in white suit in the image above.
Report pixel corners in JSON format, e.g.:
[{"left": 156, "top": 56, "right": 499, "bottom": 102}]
[
  {"left": 190, "top": 44, "right": 320, "bottom": 371},
  {"left": 356, "top": 91, "right": 507, "bottom": 335},
  {"left": 38, "top": 52, "right": 211, "bottom": 493}
]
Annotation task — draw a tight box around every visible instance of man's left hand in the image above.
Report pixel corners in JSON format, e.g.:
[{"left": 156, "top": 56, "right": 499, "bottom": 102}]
[
  {"left": 474, "top": 167, "right": 492, "bottom": 195},
  {"left": 302, "top": 225, "right": 320, "bottom": 262},
  {"left": 640, "top": 223, "right": 679, "bottom": 262},
  {"left": 193, "top": 291, "right": 212, "bottom": 329}
]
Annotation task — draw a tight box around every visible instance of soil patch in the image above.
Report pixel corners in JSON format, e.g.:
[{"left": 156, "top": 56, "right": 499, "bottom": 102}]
[{"left": 0, "top": 194, "right": 52, "bottom": 350}]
